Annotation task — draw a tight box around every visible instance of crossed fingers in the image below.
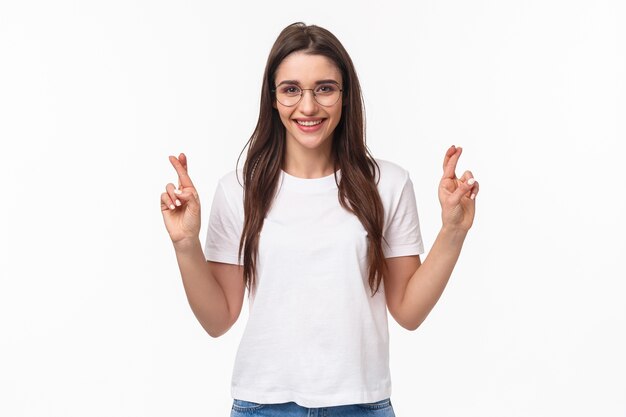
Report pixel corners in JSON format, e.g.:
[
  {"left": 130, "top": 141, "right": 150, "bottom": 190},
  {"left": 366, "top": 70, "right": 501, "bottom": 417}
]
[
  {"left": 169, "top": 153, "right": 194, "bottom": 190},
  {"left": 443, "top": 145, "right": 479, "bottom": 200}
]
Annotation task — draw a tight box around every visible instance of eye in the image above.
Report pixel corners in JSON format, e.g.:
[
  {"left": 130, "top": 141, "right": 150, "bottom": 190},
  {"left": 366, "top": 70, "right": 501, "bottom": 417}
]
[
  {"left": 315, "top": 84, "right": 339, "bottom": 94},
  {"left": 280, "top": 85, "right": 301, "bottom": 95}
]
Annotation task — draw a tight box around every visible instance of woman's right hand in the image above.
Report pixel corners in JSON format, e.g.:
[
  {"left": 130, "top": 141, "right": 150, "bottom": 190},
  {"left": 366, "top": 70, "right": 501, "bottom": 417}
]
[{"left": 161, "top": 153, "right": 202, "bottom": 246}]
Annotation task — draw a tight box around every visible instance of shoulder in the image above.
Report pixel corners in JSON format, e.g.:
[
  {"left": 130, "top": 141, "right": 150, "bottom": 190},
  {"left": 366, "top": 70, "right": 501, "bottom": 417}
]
[
  {"left": 217, "top": 168, "right": 245, "bottom": 191},
  {"left": 215, "top": 168, "right": 245, "bottom": 206},
  {"left": 371, "top": 159, "right": 419, "bottom": 223},
  {"left": 372, "top": 158, "right": 410, "bottom": 190}
]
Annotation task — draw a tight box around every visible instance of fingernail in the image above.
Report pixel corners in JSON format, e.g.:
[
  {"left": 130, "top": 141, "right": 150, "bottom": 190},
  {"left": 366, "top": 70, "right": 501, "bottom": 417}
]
[
  {"left": 470, "top": 193, "right": 476, "bottom": 200},
  {"left": 170, "top": 204, "right": 175, "bottom": 210},
  {"left": 174, "top": 189, "right": 182, "bottom": 195},
  {"left": 468, "top": 178, "right": 475, "bottom": 185},
  {"left": 175, "top": 199, "right": 181, "bottom": 206}
]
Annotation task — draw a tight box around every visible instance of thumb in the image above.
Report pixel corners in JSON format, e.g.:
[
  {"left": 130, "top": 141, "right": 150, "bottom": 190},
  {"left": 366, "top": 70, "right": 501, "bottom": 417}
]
[
  {"left": 450, "top": 178, "right": 475, "bottom": 205},
  {"left": 174, "top": 187, "right": 201, "bottom": 209}
]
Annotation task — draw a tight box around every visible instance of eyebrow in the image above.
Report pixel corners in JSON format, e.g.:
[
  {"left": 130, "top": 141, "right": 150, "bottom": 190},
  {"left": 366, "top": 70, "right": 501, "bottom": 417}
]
[{"left": 275, "top": 79, "right": 340, "bottom": 87}]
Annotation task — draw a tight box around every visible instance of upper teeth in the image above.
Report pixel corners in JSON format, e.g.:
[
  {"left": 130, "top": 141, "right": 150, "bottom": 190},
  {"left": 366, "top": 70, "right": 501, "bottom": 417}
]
[{"left": 297, "top": 120, "right": 322, "bottom": 126}]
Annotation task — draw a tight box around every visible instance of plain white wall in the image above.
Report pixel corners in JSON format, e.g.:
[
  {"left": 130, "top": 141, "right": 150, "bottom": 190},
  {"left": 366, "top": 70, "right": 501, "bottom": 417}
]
[{"left": 1, "top": 0, "right": 624, "bottom": 416}]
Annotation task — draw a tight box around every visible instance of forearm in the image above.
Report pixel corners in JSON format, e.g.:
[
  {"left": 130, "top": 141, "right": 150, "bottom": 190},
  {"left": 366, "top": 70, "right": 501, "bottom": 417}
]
[
  {"left": 173, "top": 238, "right": 230, "bottom": 338},
  {"left": 400, "top": 226, "right": 468, "bottom": 330}
]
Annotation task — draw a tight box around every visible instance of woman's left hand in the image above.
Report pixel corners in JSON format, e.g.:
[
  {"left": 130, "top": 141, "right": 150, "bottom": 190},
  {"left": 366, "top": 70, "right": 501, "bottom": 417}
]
[{"left": 438, "top": 145, "right": 479, "bottom": 232}]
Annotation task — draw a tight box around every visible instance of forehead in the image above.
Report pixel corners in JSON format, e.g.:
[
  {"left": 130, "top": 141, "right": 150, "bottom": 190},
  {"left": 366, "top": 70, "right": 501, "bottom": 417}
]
[{"left": 274, "top": 52, "right": 342, "bottom": 84}]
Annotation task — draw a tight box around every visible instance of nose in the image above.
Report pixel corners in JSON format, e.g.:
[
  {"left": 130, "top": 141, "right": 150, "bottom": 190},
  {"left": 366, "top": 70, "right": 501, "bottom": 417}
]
[{"left": 298, "top": 89, "right": 318, "bottom": 114}]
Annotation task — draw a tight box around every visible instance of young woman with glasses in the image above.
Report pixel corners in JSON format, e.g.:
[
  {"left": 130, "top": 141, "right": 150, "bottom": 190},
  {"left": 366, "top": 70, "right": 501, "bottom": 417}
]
[{"left": 161, "top": 22, "right": 479, "bottom": 417}]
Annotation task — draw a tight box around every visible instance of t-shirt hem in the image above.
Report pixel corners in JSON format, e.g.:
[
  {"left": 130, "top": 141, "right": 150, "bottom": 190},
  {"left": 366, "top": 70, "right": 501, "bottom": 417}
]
[
  {"left": 231, "top": 385, "right": 392, "bottom": 408},
  {"left": 384, "top": 243, "right": 425, "bottom": 258},
  {"left": 204, "top": 251, "right": 243, "bottom": 266}
]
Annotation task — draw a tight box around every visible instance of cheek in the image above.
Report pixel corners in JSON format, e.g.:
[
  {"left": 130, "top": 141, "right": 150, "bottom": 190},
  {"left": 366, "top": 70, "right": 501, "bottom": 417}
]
[
  {"left": 330, "top": 107, "right": 342, "bottom": 126},
  {"left": 278, "top": 111, "right": 293, "bottom": 129},
  {"left": 275, "top": 107, "right": 288, "bottom": 121}
]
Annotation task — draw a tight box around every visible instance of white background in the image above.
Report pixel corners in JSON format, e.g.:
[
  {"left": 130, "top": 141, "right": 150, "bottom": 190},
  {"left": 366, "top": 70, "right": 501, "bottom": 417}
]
[{"left": 1, "top": 0, "right": 624, "bottom": 416}]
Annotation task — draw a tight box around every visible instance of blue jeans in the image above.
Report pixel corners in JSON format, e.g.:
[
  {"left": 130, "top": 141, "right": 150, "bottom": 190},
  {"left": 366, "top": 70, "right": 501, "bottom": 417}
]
[{"left": 230, "top": 398, "right": 396, "bottom": 416}]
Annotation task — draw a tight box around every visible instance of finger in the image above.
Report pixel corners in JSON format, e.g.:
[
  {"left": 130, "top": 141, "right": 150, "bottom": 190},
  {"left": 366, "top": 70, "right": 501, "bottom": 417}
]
[
  {"left": 457, "top": 170, "right": 479, "bottom": 200},
  {"left": 458, "top": 170, "right": 473, "bottom": 182},
  {"left": 179, "top": 153, "right": 188, "bottom": 189},
  {"left": 165, "top": 183, "right": 183, "bottom": 209},
  {"left": 459, "top": 170, "right": 474, "bottom": 197},
  {"left": 470, "top": 179, "right": 479, "bottom": 200},
  {"left": 177, "top": 153, "right": 188, "bottom": 190},
  {"left": 169, "top": 155, "right": 195, "bottom": 189},
  {"left": 161, "top": 191, "right": 176, "bottom": 211},
  {"left": 442, "top": 145, "right": 456, "bottom": 172},
  {"left": 458, "top": 170, "right": 474, "bottom": 197},
  {"left": 450, "top": 173, "right": 475, "bottom": 205},
  {"left": 168, "top": 182, "right": 200, "bottom": 207},
  {"left": 181, "top": 188, "right": 200, "bottom": 204},
  {"left": 443, "top": 146, "right": 462, "bottom": 180}
]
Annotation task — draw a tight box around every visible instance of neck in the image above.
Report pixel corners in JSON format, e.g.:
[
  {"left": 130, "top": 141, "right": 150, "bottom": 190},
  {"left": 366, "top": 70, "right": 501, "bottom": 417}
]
[{"left": 283, "top": 139, "right": 335, "bottom": 179}]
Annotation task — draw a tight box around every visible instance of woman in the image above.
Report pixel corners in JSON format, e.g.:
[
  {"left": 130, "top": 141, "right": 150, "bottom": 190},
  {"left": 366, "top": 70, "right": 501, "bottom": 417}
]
[{"left": 161, "top": 22, "right": 479, "bottom": 416}]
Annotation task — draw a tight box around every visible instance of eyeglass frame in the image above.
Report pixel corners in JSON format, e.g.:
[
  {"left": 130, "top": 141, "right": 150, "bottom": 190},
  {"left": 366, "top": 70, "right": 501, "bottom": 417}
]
[{"left": 271, "top": 82, "right": 344, "bottom": 107}]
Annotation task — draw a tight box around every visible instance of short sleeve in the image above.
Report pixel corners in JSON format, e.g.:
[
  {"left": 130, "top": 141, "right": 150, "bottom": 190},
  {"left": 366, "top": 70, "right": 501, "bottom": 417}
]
[
  {"left": 382, "top": 174, "right": 425, "bottom": 258},
  {"left": 203, "top": 181, "right": 244, "bottom": 265}
]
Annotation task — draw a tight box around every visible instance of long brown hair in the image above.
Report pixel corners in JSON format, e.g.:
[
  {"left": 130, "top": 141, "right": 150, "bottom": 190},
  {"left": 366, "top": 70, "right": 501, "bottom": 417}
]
[{"left": 236, "top": 22, "right": 388, "bottom": 297}]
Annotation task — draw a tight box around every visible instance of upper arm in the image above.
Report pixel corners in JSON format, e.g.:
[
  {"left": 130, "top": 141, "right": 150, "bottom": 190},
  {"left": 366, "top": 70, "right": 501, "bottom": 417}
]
[
  {"left": 207, "top": 260, "right": 245, "bottom": 329},
  {"left": 203, "top": 176, "right": 246, "bottom": 331},
  {"left": 379, "top": 166, "right": 424, "bottom": 329},
  {"left": 383, "top": 255, "right": 421, "bottom": 329}
]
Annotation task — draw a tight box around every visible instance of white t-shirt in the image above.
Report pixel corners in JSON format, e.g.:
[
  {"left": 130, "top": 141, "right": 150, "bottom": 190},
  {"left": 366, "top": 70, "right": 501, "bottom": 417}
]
[{"left": 203, "top": 158, "right": 425, "bottom": 408}]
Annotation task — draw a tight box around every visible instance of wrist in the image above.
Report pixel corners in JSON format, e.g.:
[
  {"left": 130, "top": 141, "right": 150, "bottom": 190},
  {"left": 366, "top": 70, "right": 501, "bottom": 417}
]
[
  {"left": 440, "top": 224, "right": 469, "bottom": 240},
  {"left": 173, "top": 236, "right": 202, "bottom": 254}
]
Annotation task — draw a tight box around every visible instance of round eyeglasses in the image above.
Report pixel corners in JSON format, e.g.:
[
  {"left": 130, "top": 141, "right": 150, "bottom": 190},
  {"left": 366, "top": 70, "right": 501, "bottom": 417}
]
[{"left": 272, "top": 82, "right": 343, "bottom": 107}]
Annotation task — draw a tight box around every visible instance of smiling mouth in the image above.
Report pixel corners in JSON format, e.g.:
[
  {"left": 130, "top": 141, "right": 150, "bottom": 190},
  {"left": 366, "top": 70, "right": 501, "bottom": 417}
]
[{"left": 295, "top": 119, "right": 324, "bottom": 126}]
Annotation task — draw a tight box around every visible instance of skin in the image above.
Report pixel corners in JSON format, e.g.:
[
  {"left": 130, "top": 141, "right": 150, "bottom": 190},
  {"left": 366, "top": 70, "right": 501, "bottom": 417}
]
[
  {"left": 273, "top": 52, "right": 343, "bottom": 179},
  {"left": 162, "top": 153, "right": 244, "bottom": 338},
  {"left": 162, "top": 54, "right": 480, "bottom": 332},
  {"left": 385, "top": 145, "right": 480, "bottom": 330}
]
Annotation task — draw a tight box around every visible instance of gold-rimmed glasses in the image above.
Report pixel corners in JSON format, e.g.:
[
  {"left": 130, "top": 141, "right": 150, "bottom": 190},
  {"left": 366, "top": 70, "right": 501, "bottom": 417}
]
[{"left": 272, "top": 82, "right": 343, "bottom": 107}]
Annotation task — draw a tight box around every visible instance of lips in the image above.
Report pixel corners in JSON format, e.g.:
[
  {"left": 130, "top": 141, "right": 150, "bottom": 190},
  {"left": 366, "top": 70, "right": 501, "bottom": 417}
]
[{"left": 293, "top": 118, "right": 326, "bottom": 132}]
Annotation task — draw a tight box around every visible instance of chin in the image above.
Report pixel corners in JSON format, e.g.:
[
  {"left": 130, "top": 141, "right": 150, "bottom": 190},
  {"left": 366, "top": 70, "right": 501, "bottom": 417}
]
[{"left": 292, "top": 135, "right": 329, "bottom": 150}]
